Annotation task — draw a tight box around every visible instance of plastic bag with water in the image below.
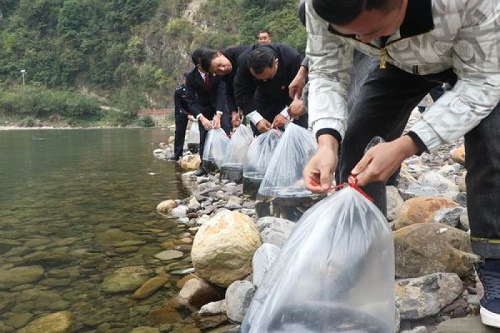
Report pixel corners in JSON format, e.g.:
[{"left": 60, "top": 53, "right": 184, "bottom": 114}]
[
  {"left": 242, "top": 185, "right": 396, "bottom": 333},
  {"left": 220, "top": 124, "right": 254, "bottom": 183},
  {"left": 202, "top": 128, "right": 229, "bottom": 174},
  {"left": 186, "top": 121, "right": 200, "bottom": 154},
  {"left": 242, "top": 129, "right": 281, "bottom": 199},
  {"left": 256, "top": 123, "right": 320, "bottom": 221}
]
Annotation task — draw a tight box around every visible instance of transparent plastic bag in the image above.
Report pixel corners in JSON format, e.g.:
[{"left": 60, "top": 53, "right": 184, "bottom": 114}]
[
  {"left": 186, "top": 121, "right": 200, "bottom": 154},
  {"left": 202, "top": 128, "right": 230, "bottom": 174},
  {"left": 220, "top": 125, "right": 254, "bottom": 183},
  {"left": 256, "top": 123, "right": 319, "bottom": 221},
  {"left": 242, "top": 129, "right": 282, "bottom": 199},
  {"left": 242, "top": 185, "right": 396, "bottom": 333}
]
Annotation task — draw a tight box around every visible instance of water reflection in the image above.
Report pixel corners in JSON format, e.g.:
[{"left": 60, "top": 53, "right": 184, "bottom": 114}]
[{"left": 0, "top": 128, "right": 196, "bottom": 331}]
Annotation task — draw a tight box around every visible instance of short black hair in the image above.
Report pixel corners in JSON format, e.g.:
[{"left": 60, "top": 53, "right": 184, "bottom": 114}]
[
  {"left": 312, "top": 0, "right": 399, "bottom": 26},
  {"left": 247, "top": 47, "right": 276, "bottom": 74},
  {"left": 191, "top": 48, "right": 208, "bottom": 66},
  {"left": 299, "top": 1, "right": 306, "bottom": 26},
  {"left": 199, "top": 49, "right": 218, "bottom": 73},
  {"left": 257, "top": 29, "right": 272, "bottom": 38}
]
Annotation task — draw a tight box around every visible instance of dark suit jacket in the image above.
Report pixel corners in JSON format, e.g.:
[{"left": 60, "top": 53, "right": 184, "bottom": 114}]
[
  {"left": 221, "top": 45, "right": 258, "bottom": 113},
  {"left": 174, "top": 84, "right": 191, "bottom": 116},
  {"left": 233, "top": 43, "right": 307, "bottom": 127},
  {"left": 185, "top": 68, "right": 226, "bottom": 119}
]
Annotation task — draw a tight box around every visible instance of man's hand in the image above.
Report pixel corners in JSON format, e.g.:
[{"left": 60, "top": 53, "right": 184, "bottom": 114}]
[
  {"left": 231, "top": 111, "right": 241, "bottom": 127},
  {"left": 256, "top": 119, "right": 272, "bottom": 133},
  {"left": 288, "top": 100, "right": 305, "bottom": 119},
  {"left": 289, "top": 66, "right": 308, "bottom": 99},
  {"left": 352, "top": 136, "right": 420, "bottom": 186},
  {"left": 200, "top": 115, "right": 212, "bottom": 130},
  {"left": 272, "top": 114, "right": 288, "bottom": 129},
  {"left": 212, "top": 113, "right": 221, "bottom": 129},
  {"left": 303, "top": 135, "right": 339, "bottom": 193},
  {"left": 187, "top": 115, "right": 195, "bottom": 122}
]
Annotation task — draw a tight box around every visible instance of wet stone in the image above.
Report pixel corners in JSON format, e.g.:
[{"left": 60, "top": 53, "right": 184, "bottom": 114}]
[
  {"left": 220, "top": 164, "right": 243, "bottom": 184},
  {"left": 202, "top": 160, "right": 219, "bottom": 175},
  {"left": 242, "top": 173, "right": 264, "bottom": 200}
]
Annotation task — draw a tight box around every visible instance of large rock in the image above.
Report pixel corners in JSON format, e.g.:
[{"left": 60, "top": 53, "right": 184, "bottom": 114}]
[
  {"left": 156, "top": 200, "right": 177, "bottom": 216},
  {"left": 18, "top": 311, "right": 74, "bottom": 333},
  {"left": 395, "top": 273, "right": 463, "bottom": 319},
  {"left": 0, "top": 265, "right": 44, "bottom": 290},
  {"left": 177, "top": 277, "right": 225, "bottom": 309},
  {"left": 191, "top": 210, "right": 261, "bottom": 287},
  {"left": 180, "top": 154, "right": 201, "bottom": 171},
  {"left": 394, "top": 223, "right": 479, "bottom": 278},
  {"left": 394, "top": 197, "right": 459, "bottom": 229},
  {"left": 101, "top": 266, "right": 151, "bottom": 294}
]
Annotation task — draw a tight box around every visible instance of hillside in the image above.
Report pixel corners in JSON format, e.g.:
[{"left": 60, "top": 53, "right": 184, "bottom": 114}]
[{"left": 0, "top": 0, "right": 305, "bottom": 118}]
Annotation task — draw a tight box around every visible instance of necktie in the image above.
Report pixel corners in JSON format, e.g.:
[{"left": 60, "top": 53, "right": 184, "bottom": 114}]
[{"left": 204, "top": 73, "right": 210, "bottom": 89}]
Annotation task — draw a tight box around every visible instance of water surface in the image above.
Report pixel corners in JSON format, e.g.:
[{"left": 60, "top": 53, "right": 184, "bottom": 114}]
[{"left": 0, "top": 128, "right": 195, "bottom": 331}]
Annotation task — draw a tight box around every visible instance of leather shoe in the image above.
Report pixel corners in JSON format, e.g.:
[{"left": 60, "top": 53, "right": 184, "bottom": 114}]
[
  {"left": 193, "top": 167, "right": 207, "bottom": 177},
  {"left": 168, "top": 155, "right": 179, "bottom": 161}
]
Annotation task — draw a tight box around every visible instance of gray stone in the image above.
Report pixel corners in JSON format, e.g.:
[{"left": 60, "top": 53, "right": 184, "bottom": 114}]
[
  {"left": 436, "top": 316, "right": 498, "bottom": 333},
  {"left": 225, "top": 280, "right": 255, "bottom": 323}
]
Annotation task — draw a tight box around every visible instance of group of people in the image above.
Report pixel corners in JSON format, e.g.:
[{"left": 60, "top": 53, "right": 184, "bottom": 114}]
[
  {"left": 171, "top": 29, "right": 308, "bottom": 176},
  {"left": 171, "top": 0, "right": 500, "bottom": 328}
]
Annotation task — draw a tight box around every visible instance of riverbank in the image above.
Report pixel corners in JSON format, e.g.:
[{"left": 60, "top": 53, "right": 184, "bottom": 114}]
[{"left": 152, "top": 109, "right": 489, "bottom": 332}]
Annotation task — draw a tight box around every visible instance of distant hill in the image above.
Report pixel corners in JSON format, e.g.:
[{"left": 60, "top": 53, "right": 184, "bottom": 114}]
[{"left": 0, "top": 0, "right": 305, "bottom": 112}]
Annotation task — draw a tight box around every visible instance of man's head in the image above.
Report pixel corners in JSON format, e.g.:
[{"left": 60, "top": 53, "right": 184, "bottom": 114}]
[
  {"left": 312, "top": 0, "right": 406, "bottom": 43},
  {"left": 247, "top": 47, "right": 278, "bottom": 81},
  {"left": 191, "top": 48, "right": 208, "bottom": 72},
  {"left": 199, "top": 49, "right": 233, "bottom": 75},
  {"left": 257, "top": 30, "right": 272, "bottom": 45}
]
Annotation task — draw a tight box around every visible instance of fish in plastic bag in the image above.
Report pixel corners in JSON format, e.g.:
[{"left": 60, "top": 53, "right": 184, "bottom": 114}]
[{"left": 242, "top": 183, "right": 395, "bottom": 333}]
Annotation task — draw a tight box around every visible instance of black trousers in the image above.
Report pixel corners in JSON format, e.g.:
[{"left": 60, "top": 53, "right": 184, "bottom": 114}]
[
  {"left": 339, "top": 62, "right": 500, "bottom": 258},
  {"left": 173, "top": 111, "right": 189, "bottom": 159}
]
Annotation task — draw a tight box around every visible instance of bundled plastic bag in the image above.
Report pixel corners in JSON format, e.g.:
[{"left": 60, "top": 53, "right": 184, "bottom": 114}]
[
  {"left": 202, "top": 128, "right": 230, "bottom": 174},
  {"left": 186, "top": 121, "right": 200, "bottom": 154},
  {"left": 220, "top": 124, "right": 254, "bottom": 183},
  {"left": 242, "top": 184, "right": 395, "bottom": 333},
  {"left": 242, "top": 129, "right": 281, "bottom": 199},
  {"left": 256, "top": 123, "right": 319, "bottom": 221}
]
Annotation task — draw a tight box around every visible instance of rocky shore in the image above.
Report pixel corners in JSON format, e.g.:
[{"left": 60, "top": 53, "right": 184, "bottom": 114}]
[{"left": 148, "top": 112, "right": 494, "bottom": 333}]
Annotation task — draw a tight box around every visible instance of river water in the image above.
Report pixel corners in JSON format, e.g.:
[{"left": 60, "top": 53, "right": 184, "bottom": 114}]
[{"left": 0, "top": 128, "right": 197, "bottom": 332}]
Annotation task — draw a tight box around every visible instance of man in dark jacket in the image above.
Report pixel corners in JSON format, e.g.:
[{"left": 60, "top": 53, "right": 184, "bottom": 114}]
[
  {"left": 170, "top": 73, "right": 195, "bottom": 161},
  {"left": 234, "top": 43, "right": 308, "bottom": 135},
  {"left": 199, "top": 45, "right": 259, "bottom": 128},
  {"left": 185, "top": 48, "right": 232, "bottom": 176}
]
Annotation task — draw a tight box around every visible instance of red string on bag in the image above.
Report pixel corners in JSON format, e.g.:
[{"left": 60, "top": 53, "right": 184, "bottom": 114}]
[{"left": 310, "top": 174, "right": 374, "bottom": 202}]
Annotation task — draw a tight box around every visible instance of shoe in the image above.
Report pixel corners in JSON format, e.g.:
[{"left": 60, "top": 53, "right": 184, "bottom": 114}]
[
  {"left": 193, "top": 167, "right": 207, "bottom": 177},
  {"left": 475, "top": 260, "right": 500, "bottom": 328},
  {"left": 168, "top": 155, "right": 180, "bottom": 162}
]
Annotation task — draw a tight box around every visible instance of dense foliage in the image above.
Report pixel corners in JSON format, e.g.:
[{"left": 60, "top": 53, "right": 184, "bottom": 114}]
[{"left": 0, "top": 0, "right": 305, "bottom": 126}]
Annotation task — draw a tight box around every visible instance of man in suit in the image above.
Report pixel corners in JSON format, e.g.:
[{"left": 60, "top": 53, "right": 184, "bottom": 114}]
[
  {"left": 185, "top": 48, "right": 232, "bottom": 176},
  {"left": 199, "top": 45, "right": 260, "bottom": 128},
  {"left": 234, "top": 44, "right": 308, "bottom": 135},
  {"left": 170, "top": 73, "right": 195, "bottom": 161}
]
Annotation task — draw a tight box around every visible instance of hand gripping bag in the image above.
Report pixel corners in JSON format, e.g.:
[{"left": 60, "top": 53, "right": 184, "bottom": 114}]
[
  {"left": 242, "top": 129, "right": 281, "bottom": 199},
  {"left": 242, "top": 184, "right": 396, "bottom": 333},
  {"left": 220, "top": 124, "right": 254, "bottom": 183},
  {"left": 256, "top": 123, "right": 319, "bottom": 221},
  {"left": 202, "top": 128, "right": 230, "bottom": 174},
  {"left": 186, "top": 120, "right": 200, "bottom": 154}
]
